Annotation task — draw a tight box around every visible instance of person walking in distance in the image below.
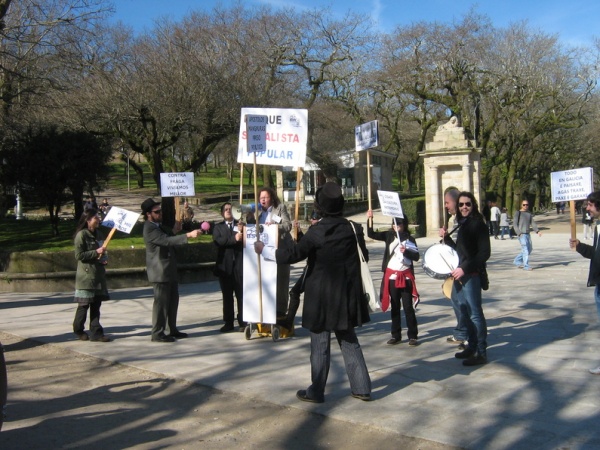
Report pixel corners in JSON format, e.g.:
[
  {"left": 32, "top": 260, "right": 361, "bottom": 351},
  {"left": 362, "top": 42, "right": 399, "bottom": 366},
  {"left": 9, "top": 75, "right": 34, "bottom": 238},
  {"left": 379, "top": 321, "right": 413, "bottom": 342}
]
[
  {"left": 513, "top": 199, "right": 541, "bottom": 271},
  {"left": 142, "top": 198, "right": 201, "bottom": 342},
  {"left": 569, "top": 191, "right": 600, "bottom": 374}
]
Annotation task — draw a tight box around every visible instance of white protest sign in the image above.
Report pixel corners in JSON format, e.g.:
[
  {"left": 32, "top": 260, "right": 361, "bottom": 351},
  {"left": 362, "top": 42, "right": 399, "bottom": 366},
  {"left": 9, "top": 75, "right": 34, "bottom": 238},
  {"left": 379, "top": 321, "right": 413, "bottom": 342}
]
[
  {"left": 101, "top": 206, "right": 140, "bottom": 234},
  {"left": 159, "top": 172, "right": 195, "bottom": 197},
  {"left": 550, "top": 167, "right": 594, "bottom": 202},
  {"left": 242, "top": 224, "right": 278, "bottom": 324},
  {"left": 238, "top": 107, "right": 308, "bottom": 168},
  {"left": 355, "top": 120, "right": 379, "bottom": 151},
  {"left": 377, "top": 190, "right": 403, "bottom": 218},
  {"left": 245, "top": 114, "right": 267, "bottom": 153}
]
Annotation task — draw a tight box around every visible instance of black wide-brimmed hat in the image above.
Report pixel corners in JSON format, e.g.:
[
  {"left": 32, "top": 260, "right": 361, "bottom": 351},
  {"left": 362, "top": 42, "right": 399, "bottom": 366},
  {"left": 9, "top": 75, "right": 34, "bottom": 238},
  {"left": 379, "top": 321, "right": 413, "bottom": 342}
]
[
  {"left": 141, "top": 198, "right": 160, "bottom": 215},
  {"left": 315, "top": 182, "right": 344, "bottom": 216}
]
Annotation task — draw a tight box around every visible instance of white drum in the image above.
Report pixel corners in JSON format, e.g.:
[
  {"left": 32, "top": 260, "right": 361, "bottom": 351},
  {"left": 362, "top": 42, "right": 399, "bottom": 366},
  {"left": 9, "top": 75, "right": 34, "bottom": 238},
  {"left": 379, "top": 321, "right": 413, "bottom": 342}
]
[{"left": 422, "top": 244, "right": 459, "bottom": 280}]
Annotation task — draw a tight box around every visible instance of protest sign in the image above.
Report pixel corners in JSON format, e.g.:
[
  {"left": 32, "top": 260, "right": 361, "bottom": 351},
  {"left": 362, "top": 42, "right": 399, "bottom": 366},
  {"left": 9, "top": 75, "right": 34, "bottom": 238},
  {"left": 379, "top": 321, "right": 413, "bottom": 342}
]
[
  {"left": 377, "top": 190, "right": 403, "bottom": 218},
  {"left": 159, "top": 172, "right": 195, "bottom": 197}
]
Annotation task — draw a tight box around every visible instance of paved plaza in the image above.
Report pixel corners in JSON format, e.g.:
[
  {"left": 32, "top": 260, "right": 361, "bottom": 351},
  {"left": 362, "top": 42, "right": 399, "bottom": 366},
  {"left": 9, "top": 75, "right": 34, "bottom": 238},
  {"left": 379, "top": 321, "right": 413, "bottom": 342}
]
[{"left": 1, "top": 211, "right": 599, "bottom": 449}]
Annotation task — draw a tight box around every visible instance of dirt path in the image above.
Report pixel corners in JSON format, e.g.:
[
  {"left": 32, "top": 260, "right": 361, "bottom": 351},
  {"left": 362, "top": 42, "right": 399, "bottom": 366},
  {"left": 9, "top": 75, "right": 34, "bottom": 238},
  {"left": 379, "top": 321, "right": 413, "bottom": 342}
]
[{"left": 0, "top": 332, "right": 456, "bottom": 449}]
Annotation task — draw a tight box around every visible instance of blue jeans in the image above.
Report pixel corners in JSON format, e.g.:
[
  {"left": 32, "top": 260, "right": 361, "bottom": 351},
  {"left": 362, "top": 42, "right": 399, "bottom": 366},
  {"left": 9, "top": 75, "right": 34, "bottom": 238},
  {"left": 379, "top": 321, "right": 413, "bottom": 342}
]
[
  {"left": 500, "top": 226, "right": 509, "bottom": 238},
  {"left": 450, "top": 290, "right": 468, "bottom": 341},
  {"left": 453, "top": 274, "right": 487, "bottom": 356},
  {"left": 513, "top": 234, "right": 532, "bottom": 269}
]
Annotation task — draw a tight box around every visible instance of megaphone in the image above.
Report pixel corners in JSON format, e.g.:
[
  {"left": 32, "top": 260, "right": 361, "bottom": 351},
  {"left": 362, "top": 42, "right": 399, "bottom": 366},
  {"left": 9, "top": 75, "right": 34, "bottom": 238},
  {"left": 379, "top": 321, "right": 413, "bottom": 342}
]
[{"left": 231, "top": 203, "right": 255, "bottom": 221}]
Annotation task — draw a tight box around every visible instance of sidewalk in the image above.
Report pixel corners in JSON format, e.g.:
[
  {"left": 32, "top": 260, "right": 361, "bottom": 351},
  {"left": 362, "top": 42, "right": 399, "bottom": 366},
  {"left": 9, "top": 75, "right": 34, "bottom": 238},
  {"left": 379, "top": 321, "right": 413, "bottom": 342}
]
[{"left": 1, "top": 210, "right": 599, "bottom": 449}]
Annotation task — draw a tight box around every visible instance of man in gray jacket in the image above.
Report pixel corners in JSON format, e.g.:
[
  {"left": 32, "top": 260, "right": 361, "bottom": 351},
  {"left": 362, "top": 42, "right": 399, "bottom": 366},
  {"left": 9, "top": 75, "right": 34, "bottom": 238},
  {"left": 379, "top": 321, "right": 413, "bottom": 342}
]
[
  {"left": 142, "top": 198, "right": 201, "bottom": 342},
  {"left": 570, "top": 191, "right": 600, "bottom": 374},
  {"left": 513, "top": 199, "right": 542, "bottom": 271}
]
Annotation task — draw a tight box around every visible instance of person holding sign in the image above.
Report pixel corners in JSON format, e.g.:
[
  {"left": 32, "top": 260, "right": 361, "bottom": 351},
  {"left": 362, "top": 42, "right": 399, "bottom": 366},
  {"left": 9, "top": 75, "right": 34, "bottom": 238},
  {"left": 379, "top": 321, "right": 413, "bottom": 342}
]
[
  {"left": 512, "top": 199, "right": 541, "bottom": 271},
  {"left": 142, "top": 198, "right": 202, "bottom": 343},
  {"left": 72, "top": 208, "right": 111, "bottom": 342},
  {"left": 443, "top": 192, "right": 491, "bottom": 366},
  {"left": 366, "top": 210, "right": 420, "bottom": 347},
  {"left": 257, "top": 186, "right": 294, "bottom": 320},
  {"left": 569, "top": 191, "right": 600, "bottom": 375},
  {"left": 254, "top": 182, "right": 371, "bottom": 403}
]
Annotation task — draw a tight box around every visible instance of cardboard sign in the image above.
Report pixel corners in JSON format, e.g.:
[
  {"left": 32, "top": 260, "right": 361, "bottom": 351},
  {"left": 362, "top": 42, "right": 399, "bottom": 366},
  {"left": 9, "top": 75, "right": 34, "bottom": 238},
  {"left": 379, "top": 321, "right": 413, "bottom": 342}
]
[
  {"left": 245, "top": 114, "right": 267, "bottom": 154},
  {"left": 377, "top": 190, "right": 403, "bottom": 218},
  {"left": 355, "top": 120, "right": 379, "bottom": 151},
  {"left": 160, "top": 172, "right": 195, "bottom": 197},
  {"left": 550, "top": 167, "right": 594, "bottom": 202},
  {"left": 237, "top": 108, "right": 308, "bottom": 168},
  {"left": 101, "top": 206, "right": 140, "bottom": 234},
  {"left": 242, "top": 224, "right": 279, "bottom": 324}
]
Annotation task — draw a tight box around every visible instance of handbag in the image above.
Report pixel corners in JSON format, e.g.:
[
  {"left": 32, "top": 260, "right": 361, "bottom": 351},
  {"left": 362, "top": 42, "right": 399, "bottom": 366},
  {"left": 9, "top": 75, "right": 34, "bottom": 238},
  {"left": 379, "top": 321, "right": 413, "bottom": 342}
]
[{"left": 350, "top": 222, "right": 381, "bottom": 313}]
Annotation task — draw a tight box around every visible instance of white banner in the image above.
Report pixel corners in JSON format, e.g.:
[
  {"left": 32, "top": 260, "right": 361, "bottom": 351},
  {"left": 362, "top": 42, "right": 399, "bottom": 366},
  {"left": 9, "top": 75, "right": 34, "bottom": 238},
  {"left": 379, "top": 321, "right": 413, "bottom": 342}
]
[
  {"left": 355, "top": 120, "right": 379, "bottom": 151},
  {"left": 101, "top": 206, "right": 140, "bottom": 234},
  {"left": 377, "top": 190, "right": 403, "bottom": 218},
  {"left": 243, "top": 224, "right": 278, "bottom": 324},
  {"left": 160, "top": 172, "right": 195, "bottom": 197},
  {"left": 550, "top": 167, "right": 594, "bottom": 202},
  {"left": 237, "top": 108, "right": 308, "bottom": 168}
]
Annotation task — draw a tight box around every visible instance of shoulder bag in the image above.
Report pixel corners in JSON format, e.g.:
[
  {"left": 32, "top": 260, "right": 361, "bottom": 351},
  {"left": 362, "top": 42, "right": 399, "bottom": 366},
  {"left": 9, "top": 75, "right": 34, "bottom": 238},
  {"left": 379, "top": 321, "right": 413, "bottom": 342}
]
[{"left": 350, "top": 222, "right": 381, "bottom": 313}]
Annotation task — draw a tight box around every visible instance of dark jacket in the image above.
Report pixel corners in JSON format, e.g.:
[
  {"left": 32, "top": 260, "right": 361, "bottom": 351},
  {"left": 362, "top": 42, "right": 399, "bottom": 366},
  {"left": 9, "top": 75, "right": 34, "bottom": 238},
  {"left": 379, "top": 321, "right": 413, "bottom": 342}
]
[
  {"left": 366, "top": 222, "right": 419, "bottom": 272},
  {"left": 74, "top": 228, "right": 107, "bottom": 291},
  {"left": 212, "top": 220, "right": 243, "bottom": 278},
  {"left": 143, "top": 220, "right": 188, "bottom": 283},
  {"left": 443, "top": 215, "right": 490, "bottom": 274},
  {"left": 274, "top": 217, "right": 370, "bottom": 332},
  {"left": 576, "top": 224, "right": 600, "bottom": 287}
]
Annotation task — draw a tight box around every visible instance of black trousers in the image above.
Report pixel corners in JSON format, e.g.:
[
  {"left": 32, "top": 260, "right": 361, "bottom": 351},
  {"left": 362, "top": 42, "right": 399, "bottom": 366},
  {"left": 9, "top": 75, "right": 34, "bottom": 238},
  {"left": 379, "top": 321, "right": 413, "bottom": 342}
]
[
  {"left": 388, "top": 279, "right": 418, "bottom": 340},
  {"left": 218, "top": 272, "right": 244, "bottom": 326},
  {"left": 73, "top": 301, "right": 103, "bottom": 339}
]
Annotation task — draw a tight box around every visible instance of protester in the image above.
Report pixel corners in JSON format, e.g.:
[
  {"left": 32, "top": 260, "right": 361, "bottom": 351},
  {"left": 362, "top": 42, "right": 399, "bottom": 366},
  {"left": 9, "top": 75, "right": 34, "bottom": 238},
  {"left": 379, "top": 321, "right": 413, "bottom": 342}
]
[
  {"left": 254, "top": 182, "right": 371, "bottom": 402},
  {"left": 513, "top": 199, "right": 541, "bottom": 271},
  {"left": 366, "top": 210, "right": 420, "bottom": 346},
  {"left": 142, "top": 198, "right": 201, "bottom": 342},
  {"left": 569, "top": 191, "right": 600, "bottom": 375},
  {"left": 72, "top": 208, "right": 111, "bottom": 342},
  {"left": 439, "top": 187, "right": 468, "bottom": 346},
  {"left": 283, "top": 210, "right": 322, "bottom": 333},
  {"left": 256, "top": 186, "right": 293, "bottom": 320},
  {"left": 443, "top": 191, "right": 491, "bottom": 366},
  {"left": 213, "top": 202, "right": 245, "bottom": 332},
  {"left": 179, "top": 201, "right": 195, "bottom": 231}
]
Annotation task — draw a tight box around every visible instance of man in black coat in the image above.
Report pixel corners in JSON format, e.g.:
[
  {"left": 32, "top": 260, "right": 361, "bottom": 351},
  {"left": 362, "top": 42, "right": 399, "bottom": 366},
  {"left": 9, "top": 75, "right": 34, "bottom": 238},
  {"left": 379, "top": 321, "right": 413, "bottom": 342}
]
[
  {"left": 255, "top": 182, "right": 371, "bottom": 403},
  {"left": 570, "top": 190, "right": 600, "bottom": 375},
  {"left": 213, "top": 202, "right": 245, "bottom": 332}
]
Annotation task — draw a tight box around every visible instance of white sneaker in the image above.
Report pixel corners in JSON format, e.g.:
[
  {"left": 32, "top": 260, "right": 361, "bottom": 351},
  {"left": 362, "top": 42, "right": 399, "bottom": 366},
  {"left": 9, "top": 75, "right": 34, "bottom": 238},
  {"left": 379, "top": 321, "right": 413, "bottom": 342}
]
[{"left": 589, "top": 366, "right": 600, "bottom": 375}]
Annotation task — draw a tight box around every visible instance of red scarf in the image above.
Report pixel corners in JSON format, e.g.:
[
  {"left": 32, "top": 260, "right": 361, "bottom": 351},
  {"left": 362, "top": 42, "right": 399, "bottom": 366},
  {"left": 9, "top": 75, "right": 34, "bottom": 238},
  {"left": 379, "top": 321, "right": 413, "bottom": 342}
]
[{"left": 381, "top": 268, "right": 420, "bottom": 312}]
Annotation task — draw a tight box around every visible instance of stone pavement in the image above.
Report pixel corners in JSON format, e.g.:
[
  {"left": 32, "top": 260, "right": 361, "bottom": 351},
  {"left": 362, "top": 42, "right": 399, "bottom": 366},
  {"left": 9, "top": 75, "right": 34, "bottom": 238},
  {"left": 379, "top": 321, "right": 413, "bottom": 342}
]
[{"left": 1, "top": 210, "right": 599, "bottom": 449}]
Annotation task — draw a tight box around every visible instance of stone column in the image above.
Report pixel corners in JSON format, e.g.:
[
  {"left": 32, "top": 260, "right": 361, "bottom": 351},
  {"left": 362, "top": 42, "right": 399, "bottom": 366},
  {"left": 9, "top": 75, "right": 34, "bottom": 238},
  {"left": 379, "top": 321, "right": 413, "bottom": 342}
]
[{"left": 430, "top": 165, "right": 440, "bottom": 231}]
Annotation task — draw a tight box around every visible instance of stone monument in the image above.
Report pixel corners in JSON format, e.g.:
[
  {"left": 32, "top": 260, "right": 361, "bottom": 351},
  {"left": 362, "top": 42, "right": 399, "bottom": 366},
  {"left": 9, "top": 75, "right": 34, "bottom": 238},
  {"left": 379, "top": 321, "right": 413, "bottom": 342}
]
[{"left": 420, "top": 116, "right": 482, "bottom": 237}]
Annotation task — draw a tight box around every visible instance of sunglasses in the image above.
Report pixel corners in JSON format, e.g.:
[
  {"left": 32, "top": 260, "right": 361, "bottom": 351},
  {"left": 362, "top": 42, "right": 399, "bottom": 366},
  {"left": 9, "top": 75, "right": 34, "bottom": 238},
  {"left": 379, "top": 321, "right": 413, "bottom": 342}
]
[
  {"left": 151, "top": 209, "right": 162, "bottom": 214},
  {"left": 522, "top": 204, "right": 529, "bottom": 206},
  {"left": 458, "top": 202, "right": 472, "bottom": 207}
]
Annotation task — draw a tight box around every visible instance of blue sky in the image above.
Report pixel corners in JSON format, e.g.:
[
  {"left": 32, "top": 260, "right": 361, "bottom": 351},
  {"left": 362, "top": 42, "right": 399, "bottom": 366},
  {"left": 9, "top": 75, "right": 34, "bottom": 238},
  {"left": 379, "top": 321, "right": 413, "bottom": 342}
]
[{"left": 111, "top": 0, "right": 599, "bottom": 47}]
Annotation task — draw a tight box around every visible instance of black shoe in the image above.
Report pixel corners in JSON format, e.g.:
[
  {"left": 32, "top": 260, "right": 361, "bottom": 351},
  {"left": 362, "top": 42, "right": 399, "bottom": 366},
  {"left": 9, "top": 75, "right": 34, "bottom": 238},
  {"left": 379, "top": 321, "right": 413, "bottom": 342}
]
[
  {"left": 220, "top": 323, "right": 235, "bottom": 333},
  {"left": 152, "top": 335, "right": 175, "bottom": 342},
  {"left": 463, "top": 354, "right": 488, "bottom": 366},
  {"left": 296, "top": 389, "right": 324, "bottom": 404},
  {"left": 169, "top": 331, "right": 188, "bottom": 339},
  {"left": 90, "top": 335, "right": 111, "bottom": 342},
  {"left": 408, "top": 339, "right": 418, "bottom": 346},
  {"left": 455, "top": 348, "right": 476, "bottom": 359},
  {"left": 75, "top": 332, "right": 89, "bottom": 341},
  {"left": 387, "top": 337, "right": 401, "bottom": 345},
  {"left": 351, "top": 393, "right": 371, "bottom": 401}
]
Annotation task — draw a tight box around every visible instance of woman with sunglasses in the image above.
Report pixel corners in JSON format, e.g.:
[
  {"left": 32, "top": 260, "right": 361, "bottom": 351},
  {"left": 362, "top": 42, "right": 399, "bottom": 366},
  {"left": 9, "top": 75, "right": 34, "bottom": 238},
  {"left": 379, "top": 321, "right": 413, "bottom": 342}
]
[{"left": 442, "top": 192, "right": 491, "bottom": 366}]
